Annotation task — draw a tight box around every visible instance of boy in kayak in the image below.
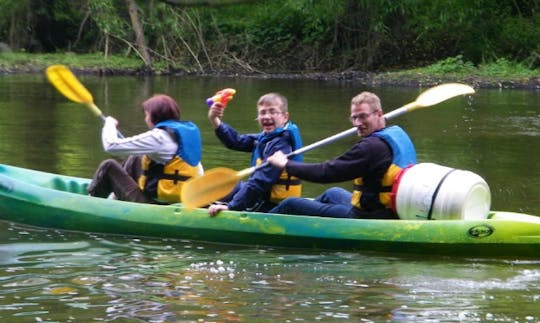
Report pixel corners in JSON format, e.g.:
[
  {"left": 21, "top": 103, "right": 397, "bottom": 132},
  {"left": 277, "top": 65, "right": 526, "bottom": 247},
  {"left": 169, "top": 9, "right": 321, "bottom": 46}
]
[
  {"left": 88, "top": 94, "right": 203, "bottom": 203},
  {"left": 207, "top": 93, "right": 303, "bottom": 215},
  {"left": 266, "top": 91, "right": 417, "bottom": 219}
]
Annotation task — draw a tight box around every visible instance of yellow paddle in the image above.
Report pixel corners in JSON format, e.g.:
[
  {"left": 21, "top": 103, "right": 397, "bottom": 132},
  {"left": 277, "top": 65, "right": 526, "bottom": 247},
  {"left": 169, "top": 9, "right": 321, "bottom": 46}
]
[
  {"left": 46, "top": 65, "right": 105, "bottom": 119},
  {"left": 181, "top": 83, "right": 475, "bottom": 209},
  {"left": 46, "top": 64, "right": 123, "bottom": 137}
]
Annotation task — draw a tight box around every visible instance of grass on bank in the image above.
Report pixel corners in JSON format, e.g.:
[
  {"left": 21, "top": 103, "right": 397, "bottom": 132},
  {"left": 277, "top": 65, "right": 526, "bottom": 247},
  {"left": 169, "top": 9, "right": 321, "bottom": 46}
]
[
  {"left": 1, "top": 52, "right": 538, "bottom": 82},
  {"left": 0, "top": 52, "right": 150, "bottom": 73},
  {"left": 376, "top": 55, "right": 538, "bottom": 84}
]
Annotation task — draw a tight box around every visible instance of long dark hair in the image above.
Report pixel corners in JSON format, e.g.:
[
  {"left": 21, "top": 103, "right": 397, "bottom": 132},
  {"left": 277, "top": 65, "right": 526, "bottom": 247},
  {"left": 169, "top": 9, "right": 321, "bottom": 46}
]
[{"left": 142, "top": 94, "right": 180, "bottom": 124}]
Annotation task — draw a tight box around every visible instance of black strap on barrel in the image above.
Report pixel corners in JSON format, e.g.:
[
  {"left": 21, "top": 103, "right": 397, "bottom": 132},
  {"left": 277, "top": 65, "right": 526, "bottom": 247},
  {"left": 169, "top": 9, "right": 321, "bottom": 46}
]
[
  {"left": 353, "top": 184, "right": 392, "bottom": 192},
  {"left": 427, "top": 169, "right": 457, "bottom": 220}
]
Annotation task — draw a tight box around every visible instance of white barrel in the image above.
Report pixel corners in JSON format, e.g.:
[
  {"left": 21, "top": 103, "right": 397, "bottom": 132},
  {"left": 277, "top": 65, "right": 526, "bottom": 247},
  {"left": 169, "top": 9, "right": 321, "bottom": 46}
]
[{"left": 394, "top": 163, "right": 491, "bottom": 220}]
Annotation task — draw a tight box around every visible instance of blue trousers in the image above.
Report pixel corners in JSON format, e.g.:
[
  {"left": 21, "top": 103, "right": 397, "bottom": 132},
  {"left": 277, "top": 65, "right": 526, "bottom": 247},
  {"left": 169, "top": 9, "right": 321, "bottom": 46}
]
[{"left": 269, "top": 187, "right": 356, "bottom": 218}]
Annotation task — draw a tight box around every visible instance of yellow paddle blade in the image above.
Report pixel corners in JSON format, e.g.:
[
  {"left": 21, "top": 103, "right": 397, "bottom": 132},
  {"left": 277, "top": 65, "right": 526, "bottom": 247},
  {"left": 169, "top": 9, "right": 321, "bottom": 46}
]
[
  {"left": 181, "top": 167, "right": 243, "bottom": 209},
  {"left": 412, "top": 83, "right": 475, "bottom": 110},
  {"left": 46, "top": 64, "right": 104, "bottom": 118},
  {"left": 46, "top": 65, "right": 94, "bottom": 104},
  {"left": 385, "top": 83, "right": 475, "bottom": 120}
]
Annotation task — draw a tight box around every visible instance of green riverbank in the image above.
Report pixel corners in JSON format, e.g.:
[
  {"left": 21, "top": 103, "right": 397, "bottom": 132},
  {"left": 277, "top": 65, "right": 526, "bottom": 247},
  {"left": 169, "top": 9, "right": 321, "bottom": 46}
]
[{"left": 1, "top": 53, "right": 538, "bottom": 89}]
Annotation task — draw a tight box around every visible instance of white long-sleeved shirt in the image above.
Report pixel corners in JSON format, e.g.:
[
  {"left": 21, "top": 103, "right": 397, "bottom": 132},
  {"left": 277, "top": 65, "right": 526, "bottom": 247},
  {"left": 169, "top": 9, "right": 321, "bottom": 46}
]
[{"left": 101, "top": 118, "right": 204, "bottom": 175}]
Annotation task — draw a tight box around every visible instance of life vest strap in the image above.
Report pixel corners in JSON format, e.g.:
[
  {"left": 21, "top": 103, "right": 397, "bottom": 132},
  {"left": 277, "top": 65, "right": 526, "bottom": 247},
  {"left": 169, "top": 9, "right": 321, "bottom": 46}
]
[
  {"left": 142, "top": 169, "right": 191, "bottom": 183},
  {"left": 276, "top": 178, "right": 302, "bottom": 186}
]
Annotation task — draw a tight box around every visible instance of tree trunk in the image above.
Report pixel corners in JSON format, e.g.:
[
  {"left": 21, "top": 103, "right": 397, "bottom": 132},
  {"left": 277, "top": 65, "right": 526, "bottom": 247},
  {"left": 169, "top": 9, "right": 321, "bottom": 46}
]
[
  {"left": 125, "top": 0, "right": 152, "bottom": 68},
  {"left": 105, "top": 33, "right": 109, "bottom": 58}
]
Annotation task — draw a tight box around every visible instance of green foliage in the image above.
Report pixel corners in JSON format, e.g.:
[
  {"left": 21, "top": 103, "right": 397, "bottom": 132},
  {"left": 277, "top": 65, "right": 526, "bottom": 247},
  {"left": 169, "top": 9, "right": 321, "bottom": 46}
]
[
  {"left": 385, "top": 55, "right": 538, "bottom": 83},
  {"left": 0, "top": 0, "right": 538, "bottom": 73},
  {"left": 422, "top": 56, "right": 476, "bottom": 75},
  {"left": 497, "top": 15, "right": 540, "bottom": 67},
  {"left": 0, "top": 0, "right": 32, "bottom": 50},
  {"left": 404, "top": 0, "right": 539, "bottom": 66},
  {"left": 478, "top": 58, "right": 537, "bottom": 77},
  {"left": 89, "top": 0, "right": 129, "bottom": 38}
]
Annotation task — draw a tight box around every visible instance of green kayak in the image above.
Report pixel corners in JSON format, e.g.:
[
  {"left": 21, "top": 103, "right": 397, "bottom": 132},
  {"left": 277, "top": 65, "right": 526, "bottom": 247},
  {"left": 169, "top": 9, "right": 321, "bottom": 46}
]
[{"left": 0, "top": 163, "right": 538, "bottom": 258}]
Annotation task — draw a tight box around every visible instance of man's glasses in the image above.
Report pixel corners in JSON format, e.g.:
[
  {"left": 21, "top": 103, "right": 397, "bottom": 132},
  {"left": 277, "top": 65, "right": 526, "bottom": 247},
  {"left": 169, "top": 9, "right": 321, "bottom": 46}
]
[{"left": 349, "top": 111, "right": 375, "bottom": 122}]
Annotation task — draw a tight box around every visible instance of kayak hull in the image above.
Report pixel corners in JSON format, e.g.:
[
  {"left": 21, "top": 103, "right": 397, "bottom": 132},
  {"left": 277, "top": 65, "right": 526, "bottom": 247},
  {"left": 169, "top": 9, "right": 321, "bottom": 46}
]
[{"left": 0, "top": 164, "right": 539, "bottom": 257}]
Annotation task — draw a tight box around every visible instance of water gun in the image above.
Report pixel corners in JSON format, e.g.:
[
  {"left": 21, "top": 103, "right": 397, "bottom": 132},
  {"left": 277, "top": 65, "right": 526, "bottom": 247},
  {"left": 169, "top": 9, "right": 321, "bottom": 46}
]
[{"left": 206, "top": 88, "right": 236, "bottom": 108}]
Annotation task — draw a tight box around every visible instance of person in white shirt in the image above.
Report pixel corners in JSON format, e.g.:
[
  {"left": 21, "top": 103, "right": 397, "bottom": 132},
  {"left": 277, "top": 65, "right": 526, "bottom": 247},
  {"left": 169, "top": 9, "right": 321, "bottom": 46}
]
[{"left": 87, "top": 94, "right": 203, "bottom": 204}]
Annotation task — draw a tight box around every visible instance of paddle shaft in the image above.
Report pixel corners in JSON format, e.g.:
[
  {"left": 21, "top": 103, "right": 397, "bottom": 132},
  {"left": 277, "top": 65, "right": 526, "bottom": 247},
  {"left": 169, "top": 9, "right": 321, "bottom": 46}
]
[
  {"left": 234, "top": 83, "right": 476, "bottom": 178},
  {"left": 85, "top": 101, "right": 125, "bottom": 139},
  {"left": 86, "top": 104, "right": 125, "bottom": 139},
  {"left": 240, "top": 104, "right": 414, "bottom": 177}
]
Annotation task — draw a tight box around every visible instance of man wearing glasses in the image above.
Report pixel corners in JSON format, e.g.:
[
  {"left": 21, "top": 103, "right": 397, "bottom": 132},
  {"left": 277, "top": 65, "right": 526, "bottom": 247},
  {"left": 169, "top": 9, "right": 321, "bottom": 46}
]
[
  {"left": 267, "top": 91, "right": 416, "bottom": 219},
  {"left": 207, "top": 93, "right": 303, "bottom": 216}
]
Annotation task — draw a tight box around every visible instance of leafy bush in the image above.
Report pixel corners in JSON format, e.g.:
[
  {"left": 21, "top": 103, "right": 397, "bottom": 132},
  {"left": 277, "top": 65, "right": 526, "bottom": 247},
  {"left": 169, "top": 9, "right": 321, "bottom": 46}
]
[{"left": 423, "top": 56, "right": 476, "bottom": 75}]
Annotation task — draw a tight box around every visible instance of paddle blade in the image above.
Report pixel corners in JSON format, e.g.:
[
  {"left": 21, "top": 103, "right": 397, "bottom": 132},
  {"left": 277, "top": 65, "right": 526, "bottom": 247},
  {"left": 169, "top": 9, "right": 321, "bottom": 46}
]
[
  {"left": 181, "top": 167, "right": 242, "bottom": 209},
  {"left": 414, "top": 83, "right": 475, "bottom": 109},
  {"left": 385, "top": 83, "right": 475, "bottom": 120},
  {"left": 46, "top": 65, "right": 94, "bottom": 104}
]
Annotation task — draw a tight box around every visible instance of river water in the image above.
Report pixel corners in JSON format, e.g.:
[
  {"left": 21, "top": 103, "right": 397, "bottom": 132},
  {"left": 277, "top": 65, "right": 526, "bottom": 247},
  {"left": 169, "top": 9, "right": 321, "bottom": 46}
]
[{"left": 0, "top": 73, "right": 538, "bottom": 322}]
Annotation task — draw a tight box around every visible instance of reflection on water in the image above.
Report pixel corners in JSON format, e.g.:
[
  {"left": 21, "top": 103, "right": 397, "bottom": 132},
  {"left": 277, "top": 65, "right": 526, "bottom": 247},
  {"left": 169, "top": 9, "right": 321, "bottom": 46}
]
[
  {"left": 0, "top": 221, "right": 538, "bottom": 322},
  {"left": 492, "top": 115, "right": 540, "bottom": 137},
  {"left": 0, "top": 75, "right": 539, "bottom": 322},
  {"left": 0, "top": 241, "right": 90, "bottom": 266}
]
